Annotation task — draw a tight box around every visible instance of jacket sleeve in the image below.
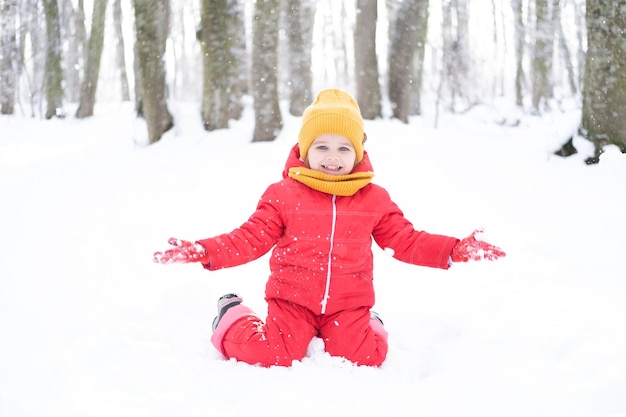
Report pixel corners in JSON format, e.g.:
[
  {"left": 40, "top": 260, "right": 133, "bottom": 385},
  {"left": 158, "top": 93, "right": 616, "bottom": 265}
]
[
  {"left": 372, "top": 192, "right": 459, "bottom": 270},
  {"left": 197, "top": 185, "right": 284, "bottom": 270}
]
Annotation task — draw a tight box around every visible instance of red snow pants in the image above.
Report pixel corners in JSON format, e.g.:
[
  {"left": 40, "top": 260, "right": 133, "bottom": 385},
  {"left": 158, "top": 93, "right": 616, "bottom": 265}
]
[{"left": 211, "top": 298, "right": 388, "bottom": 367}]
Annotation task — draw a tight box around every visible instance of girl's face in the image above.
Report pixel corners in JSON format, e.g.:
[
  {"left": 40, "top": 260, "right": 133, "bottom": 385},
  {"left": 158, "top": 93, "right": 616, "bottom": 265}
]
[{"left": 306, "top": 134, "right": 357, "bottom": 176}]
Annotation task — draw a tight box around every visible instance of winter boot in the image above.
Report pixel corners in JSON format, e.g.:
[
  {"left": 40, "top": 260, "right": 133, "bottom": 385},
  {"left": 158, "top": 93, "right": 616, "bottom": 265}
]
[
  {"left": 212, "top": 293, "right": 243, "bottom": 331},
  {"left": 370, "top": 311, "right": 384, "bottom": 326}
]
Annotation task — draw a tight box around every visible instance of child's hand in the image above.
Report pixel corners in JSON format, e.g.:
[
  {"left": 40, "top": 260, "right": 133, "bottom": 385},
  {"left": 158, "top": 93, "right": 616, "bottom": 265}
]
[
  {"left": 153, "top": 238, "right": 210, "bottom": 265},
  {"left": 451, "top": 229, "right": 506, "bottom": 263}
]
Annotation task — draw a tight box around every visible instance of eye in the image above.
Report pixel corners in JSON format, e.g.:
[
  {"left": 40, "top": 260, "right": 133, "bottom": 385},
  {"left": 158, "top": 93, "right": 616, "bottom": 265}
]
[
  {"left": 339, "top": 146, "right": 352, "bottom": 152},
  {"left": 315, "top": 145, "right": 328, "bottom": 151}
]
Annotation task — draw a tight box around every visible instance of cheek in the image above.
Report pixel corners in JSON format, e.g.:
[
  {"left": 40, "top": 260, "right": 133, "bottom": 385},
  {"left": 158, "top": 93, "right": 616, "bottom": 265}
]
[
  {"left": 349, "top": 155, "right": 357, "bottom": 166},
  {"left": 308, "top": 152, "right": 323, "bottom": 165},
  {"left": 304, "top": 155, "right": 316, "bottom": 168}
]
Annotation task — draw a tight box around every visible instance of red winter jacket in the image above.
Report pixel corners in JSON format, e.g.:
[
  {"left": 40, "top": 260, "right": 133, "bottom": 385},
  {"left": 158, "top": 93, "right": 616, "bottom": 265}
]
[{"left": 198, "top": 145, "right": 459, "bottom": 316}]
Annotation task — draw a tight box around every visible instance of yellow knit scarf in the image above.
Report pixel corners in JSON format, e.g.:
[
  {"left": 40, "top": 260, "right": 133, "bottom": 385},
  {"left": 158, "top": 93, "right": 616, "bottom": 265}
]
[{"left": 288, "top": 167, "right": 374, "bottom": 196}]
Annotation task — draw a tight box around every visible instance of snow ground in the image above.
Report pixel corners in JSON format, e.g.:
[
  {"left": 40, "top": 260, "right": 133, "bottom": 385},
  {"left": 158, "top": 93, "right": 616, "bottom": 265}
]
[{"left": 1, "top": 99, "right": 625, "bottom": 417}]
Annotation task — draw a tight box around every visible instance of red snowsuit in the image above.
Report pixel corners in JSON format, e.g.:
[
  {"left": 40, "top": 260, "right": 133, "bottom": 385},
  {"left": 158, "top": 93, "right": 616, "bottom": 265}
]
[{"left": 199, "top": 145, "right": 459, "bottom": 366}]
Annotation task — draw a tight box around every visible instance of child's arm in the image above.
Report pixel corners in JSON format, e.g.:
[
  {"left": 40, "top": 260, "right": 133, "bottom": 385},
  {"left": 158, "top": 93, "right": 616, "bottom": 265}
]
[
  {"left": 372, "top": 194, "right": 505, "bottom": 268},
  {"left": 153, "top": 185, "right": 284, "bottom": 269},
  {"left": 374, "top": 215, "right": 459, "bottom": 269},
  {"left": 196, "top": 207, "right": 283, "bottom": 270}
]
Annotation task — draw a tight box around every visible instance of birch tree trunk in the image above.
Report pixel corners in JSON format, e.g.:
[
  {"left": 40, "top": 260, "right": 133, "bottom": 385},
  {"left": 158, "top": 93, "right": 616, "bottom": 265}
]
[
  {"left": 75, "top": 0, "right": 108, "bottom": 118},
  {"left": 251, "top": 0, "right": 282, "bottom": 142}
]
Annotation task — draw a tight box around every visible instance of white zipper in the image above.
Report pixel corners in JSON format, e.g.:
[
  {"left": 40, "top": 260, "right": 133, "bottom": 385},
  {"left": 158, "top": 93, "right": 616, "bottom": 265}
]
[{"left": 320, "top": 194, "right": 337, "bottom": 314}]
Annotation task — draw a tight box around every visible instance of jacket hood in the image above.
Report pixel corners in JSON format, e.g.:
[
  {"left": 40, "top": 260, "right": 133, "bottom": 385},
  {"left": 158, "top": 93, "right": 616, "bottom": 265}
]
[{"left": 282, "top": 143, "right": 374, "bottom": 179}]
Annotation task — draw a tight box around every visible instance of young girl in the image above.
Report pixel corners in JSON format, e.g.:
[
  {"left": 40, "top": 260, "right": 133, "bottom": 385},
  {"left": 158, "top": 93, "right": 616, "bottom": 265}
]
[{"left": 153, "top": 88, "right": 505, "bottom": 367}]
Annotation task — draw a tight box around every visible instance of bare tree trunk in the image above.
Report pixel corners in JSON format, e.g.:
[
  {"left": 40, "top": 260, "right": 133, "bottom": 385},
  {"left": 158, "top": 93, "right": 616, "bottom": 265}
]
[
  {"left": 229, "top": 2, "right": 246, "bottom": 120},
  {"left": 133, "top": 0, "right": 173, "bottom": 144},
  {"left": 388, "top": 0, "right": 426, "bottom": 122},
  {"left": 489, "top": 0, "right": 502, "bottom": 98},
  {"left": 454, "top": 0, "right": 470, "bottom": 105},
  {"left": 113, "top": 0, "right": 130, "bottom": 101},
  {"left": 553, "top": 0, "right": 577, "bottom": 95},
  {"left": 285, "top": 0, "right": 315, "bottom": 116},
  {"left": 251, "top": 0, "right": 282, "bottom": 142},
  {"left": 19, "top": 0, "right": 45, "bottom": 116},
  {"left": 133, "top": 39, "right": 142, "bottom": 115},
  {"left": 199, "top": 0, "right": 244, "bottom": 131},
  {"left": 531, "top": 0, "right": 553, "bottom": 113},
  {"left": 1, "top": 0, "right": 17, "bottom": 114},
  {"left": 75, "top": 0, "right": 108, "bottom": 118},
  {"left": 319, "top": 3, "right": 350, "bottom": 88},
  {"left": 409, "top": 0, "right": 429, "bottom": 116},
  {"left": 512, "top": 0, "right": 525, "bottom": 107},
  {"left": 336, "top": 1, "right": 350, "bottom": 88},
  {"left": 43, "top": 0, "right": 65, "bottom": 119},
  {"left": 75, "top": 0, "right": 87, "bottom": 62},
  {"left": 581, "top": 0, "right": 626, "bottom": 161},
  {"left": 63, "top": 0, "right": 87, "bottom": 103},
  {"left": 61, "top": 0, "right": 78, "bottom": 101},
  {"left": 354, "top": 0, "right": 381, "bottom": 120},
  {"left": 574, "top": 0, "right": 585, "bottom": 90},
  {"left": 440, "top": 0, "right": 471, "bottom": 112}
]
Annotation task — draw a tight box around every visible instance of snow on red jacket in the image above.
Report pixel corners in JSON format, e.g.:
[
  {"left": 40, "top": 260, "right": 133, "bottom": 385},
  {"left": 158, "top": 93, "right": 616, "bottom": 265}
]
[{"left": 198, "top": 145, "right": 459, "bottom": 315}]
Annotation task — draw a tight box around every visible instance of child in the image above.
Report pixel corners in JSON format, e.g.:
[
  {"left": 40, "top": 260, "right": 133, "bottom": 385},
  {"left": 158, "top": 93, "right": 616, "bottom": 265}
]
[{"left": 153, "top": 88, "right": 505, "bottom": 367}]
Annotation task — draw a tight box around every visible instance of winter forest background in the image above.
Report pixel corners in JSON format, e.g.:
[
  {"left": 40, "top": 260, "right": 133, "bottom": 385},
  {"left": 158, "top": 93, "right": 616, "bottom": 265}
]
[
  {"left": 0, "top": 0, "right": 625, "bottom": 162},
  {"left": 2, "top": 1, "right": 626, "bottom": 416}
]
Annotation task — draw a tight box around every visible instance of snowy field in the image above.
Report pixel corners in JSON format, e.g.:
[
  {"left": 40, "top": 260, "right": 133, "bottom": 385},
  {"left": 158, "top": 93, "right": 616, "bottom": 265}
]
[{"left": 1, "top": 98, "right": 625, "bottom": 417}]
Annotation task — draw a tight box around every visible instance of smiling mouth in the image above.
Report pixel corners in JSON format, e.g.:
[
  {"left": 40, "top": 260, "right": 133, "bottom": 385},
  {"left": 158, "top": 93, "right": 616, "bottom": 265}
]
[{"left": 322, "top": 164, "right": 342, "bottom": 171}]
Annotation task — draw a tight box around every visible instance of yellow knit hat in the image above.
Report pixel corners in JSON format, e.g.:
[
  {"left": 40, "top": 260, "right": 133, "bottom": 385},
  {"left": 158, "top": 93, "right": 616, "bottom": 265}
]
[{"left": 298, "top": 88, "right": 365, "bottom": 163}]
